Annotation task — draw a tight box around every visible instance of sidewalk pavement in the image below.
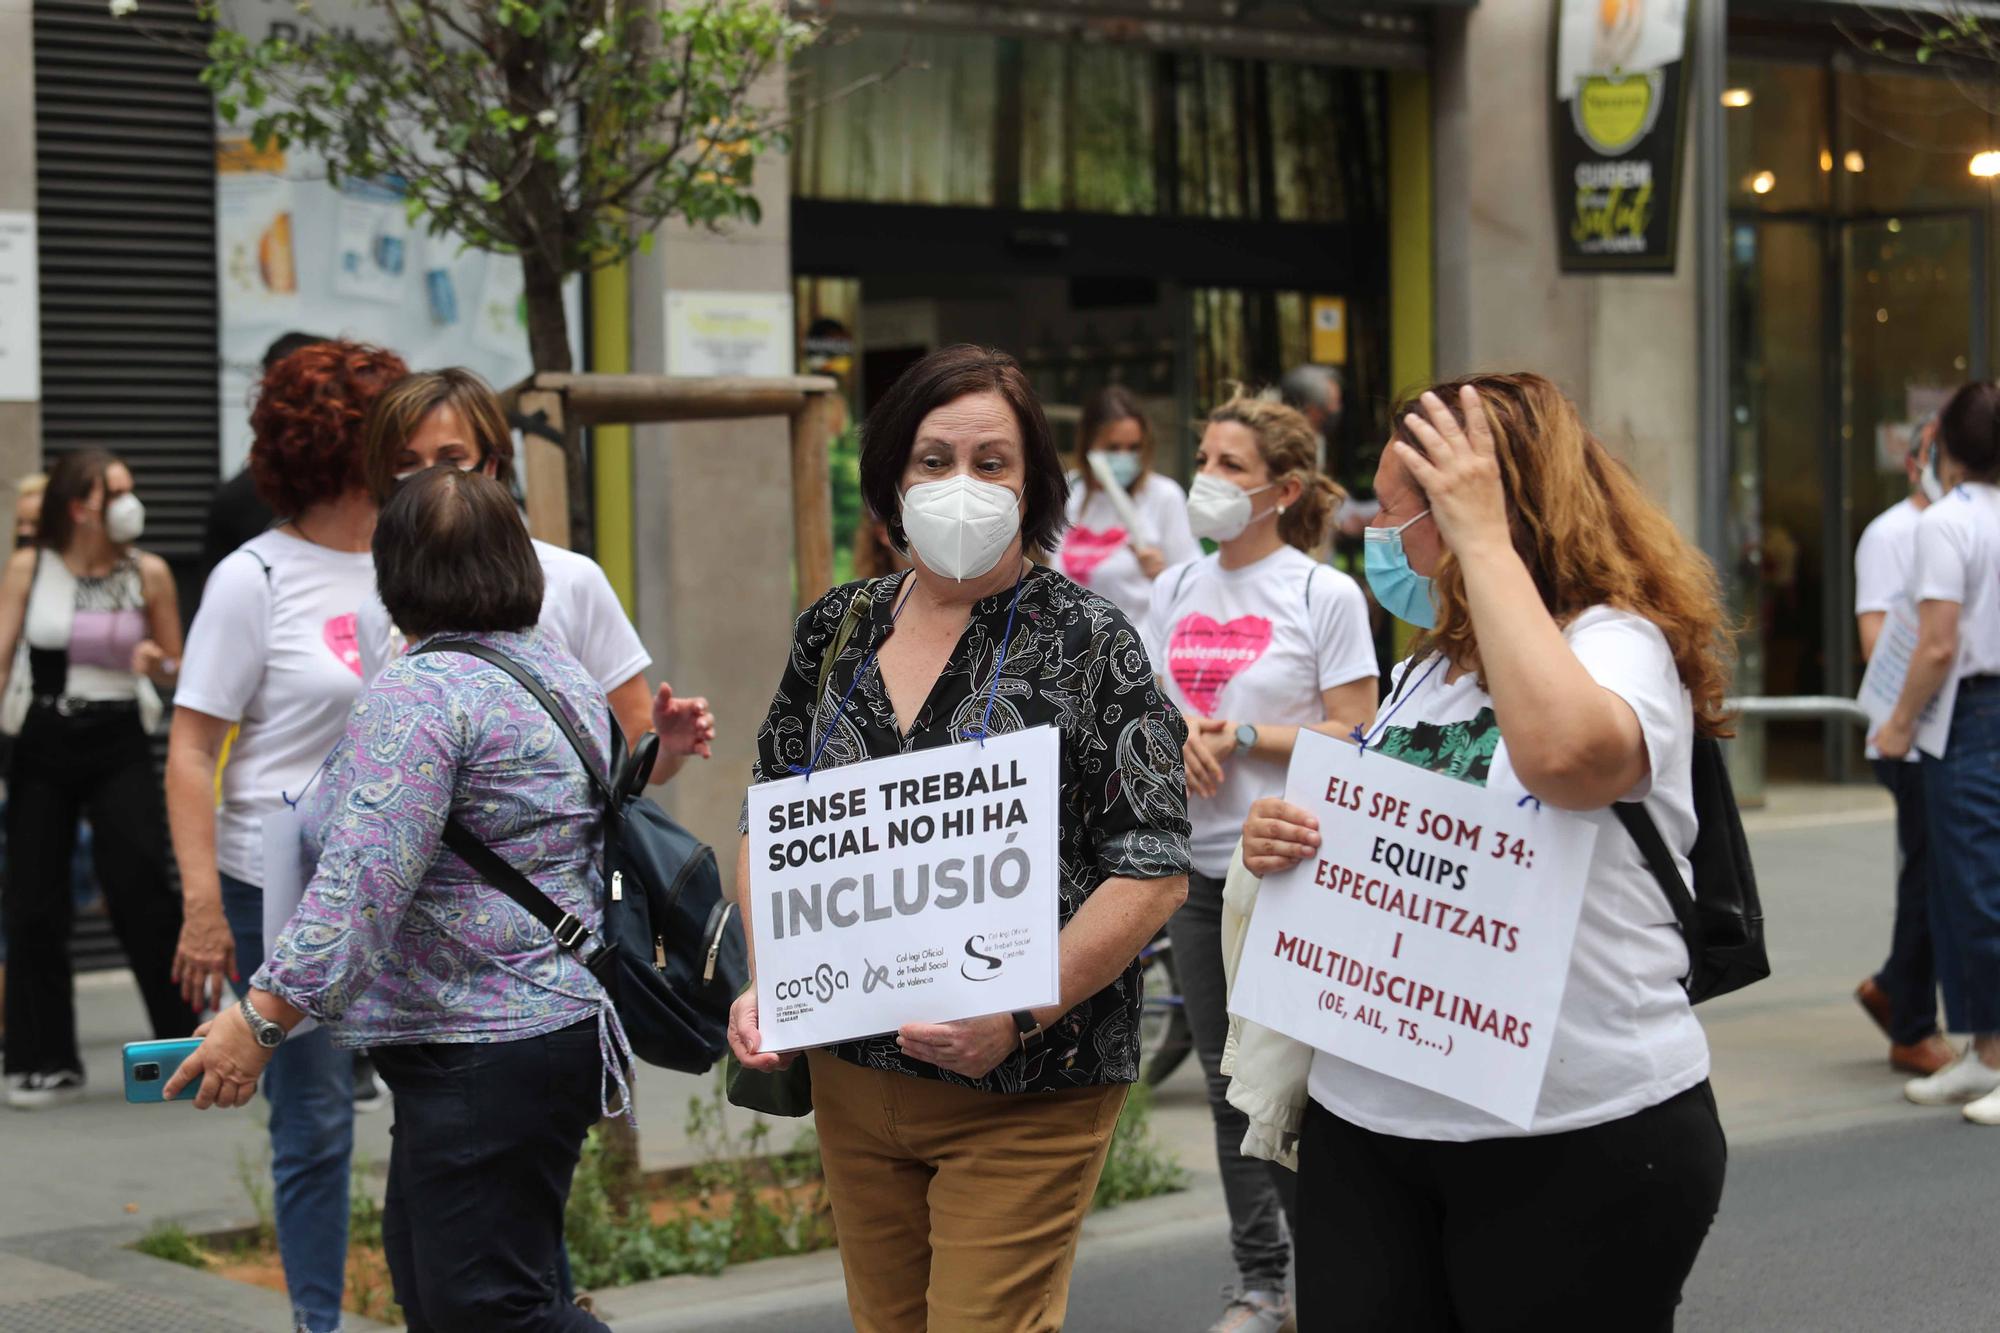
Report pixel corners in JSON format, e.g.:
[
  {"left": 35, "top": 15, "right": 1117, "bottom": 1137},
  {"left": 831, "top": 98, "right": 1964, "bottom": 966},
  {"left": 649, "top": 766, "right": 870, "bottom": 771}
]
[{"left": 0, "top": 781, "right": 1915, "bottom": 1330}]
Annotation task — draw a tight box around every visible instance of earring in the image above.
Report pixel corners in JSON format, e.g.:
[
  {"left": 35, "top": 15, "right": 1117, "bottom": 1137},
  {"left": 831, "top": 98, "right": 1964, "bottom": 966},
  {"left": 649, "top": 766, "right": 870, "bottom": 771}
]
[{"left": 1277, "top": 504, "right": 1288, "bottom": 515}]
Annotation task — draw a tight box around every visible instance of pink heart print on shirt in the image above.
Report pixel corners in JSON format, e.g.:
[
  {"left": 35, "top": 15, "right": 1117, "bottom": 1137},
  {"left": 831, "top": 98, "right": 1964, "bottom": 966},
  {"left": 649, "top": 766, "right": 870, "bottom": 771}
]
[
  {"left": 323, "top": 613, "right": 363, "bottom": 677},
  {"left": 1061, "top": 526, "right": 1127, "bottom": 585},
  {"left": 1168, "top": 613, "right": 1273, "bottom": 717}
]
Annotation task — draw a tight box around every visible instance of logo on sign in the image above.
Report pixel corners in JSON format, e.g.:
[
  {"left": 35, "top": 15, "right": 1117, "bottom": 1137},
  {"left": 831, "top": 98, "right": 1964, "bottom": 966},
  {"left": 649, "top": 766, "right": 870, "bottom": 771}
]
[
  {"left": 777, "top": 963, "right": 849, "bottom": 1006},
  {"left": 862, "top": 959, "right": 891, "bottom": 994},
  {"left": 961, "top": 935, "right": 1005, "bottom": 982}
]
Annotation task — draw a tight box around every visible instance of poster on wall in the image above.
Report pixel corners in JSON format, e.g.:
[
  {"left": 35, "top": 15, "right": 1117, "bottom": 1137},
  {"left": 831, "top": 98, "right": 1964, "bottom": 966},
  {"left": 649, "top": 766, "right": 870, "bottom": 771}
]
[
  {"left": 0, "top": 212, "right": 41, "bottom": 402},
  {"left": 331, "top": 179, "right": 412, "bottom": 306},
  {"left": 1551, "top": 0, "right": 1694, "bottom": 272},
  {"left": 666, "top": 291, "right": 796, "bottom": 378}
]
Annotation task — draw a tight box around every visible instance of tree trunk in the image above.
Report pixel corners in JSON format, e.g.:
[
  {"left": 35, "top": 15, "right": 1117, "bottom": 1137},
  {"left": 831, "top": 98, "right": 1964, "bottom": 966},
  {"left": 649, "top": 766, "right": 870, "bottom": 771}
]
[{"left": 520, "top": 246, "right": 593, "bottom": 557}]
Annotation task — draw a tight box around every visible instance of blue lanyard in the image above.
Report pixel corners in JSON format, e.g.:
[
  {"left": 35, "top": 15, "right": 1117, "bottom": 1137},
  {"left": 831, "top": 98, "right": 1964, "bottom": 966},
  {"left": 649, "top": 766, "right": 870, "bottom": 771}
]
[
  {"left": 1349, "top": 655, "right": 1444, "bottom": 753},
  {"left": 790, "top": 569, "right": 1028, "bottom": 780}
]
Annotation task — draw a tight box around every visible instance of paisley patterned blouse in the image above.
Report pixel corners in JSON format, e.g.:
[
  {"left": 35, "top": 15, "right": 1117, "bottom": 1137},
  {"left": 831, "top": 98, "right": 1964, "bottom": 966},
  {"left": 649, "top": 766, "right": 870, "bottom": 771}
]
[
  {"left": 252, "top": 629, "right": 614, "bottom": 1051},
  {"left": 745, "top": 564, "right": 1193, "bottom": 1094}
]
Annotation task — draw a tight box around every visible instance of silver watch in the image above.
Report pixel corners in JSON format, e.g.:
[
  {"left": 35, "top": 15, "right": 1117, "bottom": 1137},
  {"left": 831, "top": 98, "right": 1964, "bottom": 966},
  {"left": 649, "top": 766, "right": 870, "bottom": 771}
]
[
  {"left": 1233, "top": 723, "right": 1258, "bottom": 757},
  {"left": 240, "top": 995, "right": 286, "bottom": 1050}
]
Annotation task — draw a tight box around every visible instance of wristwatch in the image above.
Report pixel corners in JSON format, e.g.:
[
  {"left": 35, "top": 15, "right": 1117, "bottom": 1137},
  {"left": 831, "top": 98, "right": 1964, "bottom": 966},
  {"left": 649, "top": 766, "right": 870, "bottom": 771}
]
[
  {"left": 1233, "top": 723, "right": 1259, "bottom": 757},
  {"left": 239, "top": 995, "right": 286, "bottom": 1050},
  {"left": 1012, "top": 1009, "right": 1045, "bottom": 1053}
]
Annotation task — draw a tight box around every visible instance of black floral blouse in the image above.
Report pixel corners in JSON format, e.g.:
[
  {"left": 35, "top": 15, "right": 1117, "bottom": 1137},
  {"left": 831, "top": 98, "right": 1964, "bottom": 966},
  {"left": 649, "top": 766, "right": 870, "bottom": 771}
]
[{"left": 745, "top": 564, "right": 1192, "bottom": 1094}]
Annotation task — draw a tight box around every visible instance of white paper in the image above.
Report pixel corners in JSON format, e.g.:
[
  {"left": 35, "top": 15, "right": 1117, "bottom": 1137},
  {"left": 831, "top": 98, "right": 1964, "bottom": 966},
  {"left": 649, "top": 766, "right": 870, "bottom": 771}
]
[
  {"left": 0, "top": 213, "right": 41, "bottom": 402},
  {"left": 665, "top": 290, "right": 795, "bottom": 378},
  {"left": 1228, "top": 730, "right": 1599, "bottom": 1129},
  {"left": 746, "top": 726, "right": 1062, "bottom": 1052},
  {"left": 1084, "top": 452, "right": 1157, "bottom": 547},
  {"left": 216, "top": 173, "right": 299, "bottom": 324},
  {"left": 330, "top": 181, "right": 410, "bottom": 306},
  {"left": 259, "top": 806, "right": 316, "bottom": 1038},
  {"left": 1857, "top": 592, "right": 1956, "bottom": 759}
]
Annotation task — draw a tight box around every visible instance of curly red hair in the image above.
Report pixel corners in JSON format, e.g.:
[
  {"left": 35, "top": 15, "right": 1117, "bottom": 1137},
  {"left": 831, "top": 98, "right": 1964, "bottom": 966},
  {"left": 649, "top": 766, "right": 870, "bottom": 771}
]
[{"left": 250, "top": 341, "right": 410, "bottom": 516}]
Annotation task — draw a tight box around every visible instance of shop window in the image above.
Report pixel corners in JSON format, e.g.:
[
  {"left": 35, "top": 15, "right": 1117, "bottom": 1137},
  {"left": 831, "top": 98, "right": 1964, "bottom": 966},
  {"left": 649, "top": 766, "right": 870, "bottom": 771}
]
[
  {"left": 1175, "top": 55, "right": 1263, "bottom": 220},
  {"left": 1019, "top": 44, "right": 1159, "bottom": 215},
  {"left": 791, "top": 32, "right": 1001, "bottom": 207},
  {"left": 1725, "top": 59, "right": 1830, "bottom": 213},
  {"left": 1835, "top": 67, "right": 1998, "bottom": 215}
]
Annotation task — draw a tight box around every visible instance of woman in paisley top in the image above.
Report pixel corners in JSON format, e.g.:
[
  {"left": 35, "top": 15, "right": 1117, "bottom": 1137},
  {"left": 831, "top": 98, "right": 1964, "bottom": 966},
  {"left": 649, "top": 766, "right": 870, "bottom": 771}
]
[
  {"left": 732, "top": 345, "right": 1193, "bottom": 1333},
  {"left": 168, "top": 467, "right": 617, "bottom": 1333}
]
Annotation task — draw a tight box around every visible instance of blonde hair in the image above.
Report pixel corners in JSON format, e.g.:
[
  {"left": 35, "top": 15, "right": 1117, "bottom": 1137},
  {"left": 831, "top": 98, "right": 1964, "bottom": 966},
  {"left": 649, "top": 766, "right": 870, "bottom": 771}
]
[
  {"left": 16, "top": 472, "right": 46, "bottom": 498},
  {"left": 1394, "top": 372, "right": 1735, "bottom": 738},
  {"left": 1206, "top": 387, "right": 1342, "bottom": 552}
]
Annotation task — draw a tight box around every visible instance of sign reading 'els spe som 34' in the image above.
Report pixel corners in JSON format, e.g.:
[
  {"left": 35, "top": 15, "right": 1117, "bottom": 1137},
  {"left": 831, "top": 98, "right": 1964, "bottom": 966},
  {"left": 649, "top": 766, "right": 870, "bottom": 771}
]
[
  {"left": 747, "top": 726, "right": 1061, "bottom": 1052},
  {"left": 1229, "top": 730, "right": 1600, "bottom": 1128}
]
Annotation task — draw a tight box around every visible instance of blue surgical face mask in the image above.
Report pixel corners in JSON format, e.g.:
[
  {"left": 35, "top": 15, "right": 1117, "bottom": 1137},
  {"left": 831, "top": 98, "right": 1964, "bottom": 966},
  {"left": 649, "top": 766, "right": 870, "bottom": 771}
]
[
  {"left": 1363, "top": 509, "right": 1436, "bottom": 629},
  {"left": 1095, "top": 450, "right": 1142, "bottom": 490}
]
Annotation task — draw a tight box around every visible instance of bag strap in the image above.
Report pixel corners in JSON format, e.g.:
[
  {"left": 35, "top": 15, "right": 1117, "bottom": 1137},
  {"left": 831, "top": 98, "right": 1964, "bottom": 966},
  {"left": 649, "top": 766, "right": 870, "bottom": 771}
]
[
  {"left": 418, "top": 638, "right": 613, "bottom": 805},
  {"left": 816, "top": 581, "right": 875, "bottom": 706},
  {"left": 411, "top": 638, "right": 611, "bottom": 962},
  {"left": 1611, "top": 799, "right": 1701, "bottom": 988}
]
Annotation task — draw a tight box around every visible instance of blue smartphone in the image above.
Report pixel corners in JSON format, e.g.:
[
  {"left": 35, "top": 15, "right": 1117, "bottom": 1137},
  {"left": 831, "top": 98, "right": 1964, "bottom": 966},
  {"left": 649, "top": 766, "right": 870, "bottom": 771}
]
[{"left": 123, "top": 1038, "right": 203, "bottom": 1103}]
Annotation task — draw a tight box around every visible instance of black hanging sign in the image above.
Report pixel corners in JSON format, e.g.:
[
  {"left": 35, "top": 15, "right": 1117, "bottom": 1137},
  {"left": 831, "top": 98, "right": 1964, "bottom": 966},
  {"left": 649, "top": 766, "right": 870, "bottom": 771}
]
[{"left": 1552, "top": 0, "right": 1695, "bottom": 273}]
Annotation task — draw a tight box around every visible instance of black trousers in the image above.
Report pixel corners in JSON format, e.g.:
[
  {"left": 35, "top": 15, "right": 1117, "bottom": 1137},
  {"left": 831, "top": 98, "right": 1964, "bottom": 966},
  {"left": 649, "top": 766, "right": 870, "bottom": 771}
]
[
  {"left": 372, "top": 1019, "right": 610, "bottom": 1333},
  {"left": 1295, "top": 1082, "right": 1727, "bottom": 1333},
  {"left": 2, "top": 706, "right": 195, "bottom": 1076},
  {"left": 1870, "top": 759, "right": 1946, "bottom": 1043}
]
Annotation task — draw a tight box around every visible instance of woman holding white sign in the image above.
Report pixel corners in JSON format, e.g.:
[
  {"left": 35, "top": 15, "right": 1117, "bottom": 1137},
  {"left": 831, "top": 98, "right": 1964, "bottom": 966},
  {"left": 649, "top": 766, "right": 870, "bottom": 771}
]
[
  {"left": 1051, "top": 384, "right": 1200, "bottom": 628},
  {"left": 1144, "top": 389, "right": 1378, "bottom": 1332},
  {"left": 1872, "top": 380, "right": 2000, "bottom": 1122},
  {"left": 1240, "top": 374, "right": 1730, "bottom": 1331},
  {"left": 731, "top": 344, "right": 1193, "bottom": 1333}
]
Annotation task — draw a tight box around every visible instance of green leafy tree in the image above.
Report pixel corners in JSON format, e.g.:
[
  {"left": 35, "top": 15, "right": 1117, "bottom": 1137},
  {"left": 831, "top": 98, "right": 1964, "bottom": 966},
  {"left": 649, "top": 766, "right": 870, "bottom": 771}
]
[{"left": 130, "top": 0, "right": 819, "bottom": 376}]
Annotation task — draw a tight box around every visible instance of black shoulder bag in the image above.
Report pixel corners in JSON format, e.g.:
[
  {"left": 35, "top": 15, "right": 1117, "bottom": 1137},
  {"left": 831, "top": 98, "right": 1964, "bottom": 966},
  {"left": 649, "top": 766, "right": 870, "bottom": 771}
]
[
  {"left": 1613, "top": 735, "right": 1770, "bottom": 1004},
  {"left": 415, "top": 640, "right": 749, "bottom": 1074}
]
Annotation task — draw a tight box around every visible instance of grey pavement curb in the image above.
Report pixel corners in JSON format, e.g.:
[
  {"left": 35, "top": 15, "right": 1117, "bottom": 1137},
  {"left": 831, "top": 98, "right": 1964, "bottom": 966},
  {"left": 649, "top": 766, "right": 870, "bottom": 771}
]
[
  {"left": 0, "top": 1223, "right": 396, "bottom": 1332},
  {"left": 590, "top": 1177, "right": 1228, "bottom": 1332}
]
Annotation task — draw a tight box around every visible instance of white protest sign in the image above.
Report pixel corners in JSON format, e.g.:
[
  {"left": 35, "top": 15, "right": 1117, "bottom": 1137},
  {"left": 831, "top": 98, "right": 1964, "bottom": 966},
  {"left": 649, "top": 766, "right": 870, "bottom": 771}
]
[
  {"left": 1857, "top": 592, "right": 1956, "bottom": 759},
  {"left": 260, "top": 805, "right": 317, "bottom": 1037},
  {"left": 1229, "top": 730, "right": 1598, "bottom": 1128},
  {"left": 747, "top": 726, "right": 1061, "bottom": 1052}
]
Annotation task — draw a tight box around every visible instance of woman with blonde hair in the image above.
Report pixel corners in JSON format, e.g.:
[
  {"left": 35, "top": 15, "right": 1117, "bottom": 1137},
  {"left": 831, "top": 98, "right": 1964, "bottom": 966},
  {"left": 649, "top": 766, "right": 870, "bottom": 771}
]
[
  {"left": 1242, "top": 374, "right": 1731, "bottom": 1330},
  {"left": 1145, "top": 388, "right": 1379, "bottom": 1332}
]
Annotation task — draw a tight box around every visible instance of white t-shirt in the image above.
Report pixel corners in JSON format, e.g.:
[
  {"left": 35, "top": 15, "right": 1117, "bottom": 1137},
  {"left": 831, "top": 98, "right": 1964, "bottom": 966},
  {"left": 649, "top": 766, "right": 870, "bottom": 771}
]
[
  {"left": 1053, "top": 472, "right": 1202, "bottom": 631},
  {"left": 1854, "top": 496, "right": 1923, "bottom": 618},
  {"left": 1307, "top": 607, "right": 1710, "bottom": 1140},
  {"left": 1145, "top": 545, "right": 1378, "bottom": 877},
  {"left": 356, "top": 539, "right": 651, "bottom": 691},
  {"left": 1912, "top": 482, "right": 2000, "bottom": 677},
  {"left": 176, "top": 530, "right": 376, "bottom": 887}
]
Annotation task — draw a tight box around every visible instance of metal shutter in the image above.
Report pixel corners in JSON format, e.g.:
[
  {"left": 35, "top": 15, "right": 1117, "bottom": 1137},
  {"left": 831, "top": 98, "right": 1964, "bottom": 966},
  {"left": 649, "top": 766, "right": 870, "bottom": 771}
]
[
  {"left": 35, "top": 0, "right": 219, "bottom": 566},
  {"left": 33, "top": 0, "right": 218, "bottom": 971}
]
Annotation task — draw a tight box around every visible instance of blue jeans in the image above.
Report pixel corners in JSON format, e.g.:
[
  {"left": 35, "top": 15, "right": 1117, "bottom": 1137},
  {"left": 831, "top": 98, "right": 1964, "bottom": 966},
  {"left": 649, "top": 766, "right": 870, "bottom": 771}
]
[
  {"left": 1870, "top": 759, "right": 1949, "bottom": 1044},
  {"left": 221, "top": 873, "right": 354, "bottom": 1333},
  {"left": 1922, "top": 676, "right": 2000, "bottom": 1035}
]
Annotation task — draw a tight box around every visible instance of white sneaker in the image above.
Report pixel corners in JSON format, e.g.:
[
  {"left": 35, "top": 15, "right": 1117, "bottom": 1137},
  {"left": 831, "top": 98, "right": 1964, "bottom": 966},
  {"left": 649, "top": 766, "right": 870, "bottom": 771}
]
[
  {"left": 1963, "top": 1084, "right": 2000, "bottom": 1125},
  {"left": 7, "top": 1068, "right": 85, "bottom": 1109},
  {"left": 1904, "top": 1048, "right": 2000, "bottom": 1106},
  {"left": 1209, "top": 1288, "right": 1293, "bottom": 1333}
]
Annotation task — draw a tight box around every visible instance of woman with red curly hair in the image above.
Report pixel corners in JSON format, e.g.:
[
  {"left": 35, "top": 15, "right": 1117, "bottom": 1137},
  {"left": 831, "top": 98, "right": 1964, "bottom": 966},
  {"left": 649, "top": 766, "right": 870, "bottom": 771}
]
[
  {"left": 1240, "top": 374, "right": 1732, "bottom": 1331},
  {"left": 166, "top": 338, "right": 407, "bottom": 1333}
]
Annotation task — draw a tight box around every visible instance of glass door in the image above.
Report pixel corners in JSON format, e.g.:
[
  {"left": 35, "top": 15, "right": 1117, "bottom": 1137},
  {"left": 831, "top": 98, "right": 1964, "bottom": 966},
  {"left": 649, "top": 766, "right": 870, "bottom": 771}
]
[{"left": 1833, "top": 213, "right": 1983, "bottom": 769}]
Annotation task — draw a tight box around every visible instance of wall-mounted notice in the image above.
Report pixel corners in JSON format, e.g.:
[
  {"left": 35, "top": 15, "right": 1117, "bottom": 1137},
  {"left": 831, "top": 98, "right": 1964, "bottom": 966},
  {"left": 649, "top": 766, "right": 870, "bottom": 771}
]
[
  {"left": 0, "top": 213, "right": 41, "bottom": 402},
  {"left": 666, "top": 290, "right": 795, "bottom": 378}
]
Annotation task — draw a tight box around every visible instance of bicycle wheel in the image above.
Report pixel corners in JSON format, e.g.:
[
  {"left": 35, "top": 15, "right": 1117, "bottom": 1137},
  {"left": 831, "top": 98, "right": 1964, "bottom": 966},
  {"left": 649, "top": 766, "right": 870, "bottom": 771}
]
[{"left": 1139, "top": 931, "right": 1193, "bottom": 1087}]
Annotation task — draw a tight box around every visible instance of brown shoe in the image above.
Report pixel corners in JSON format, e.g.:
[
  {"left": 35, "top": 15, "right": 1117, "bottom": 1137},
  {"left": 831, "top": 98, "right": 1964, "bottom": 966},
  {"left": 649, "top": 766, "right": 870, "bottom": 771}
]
[
  {"left": 1856, "top": 977, "right": 1894, "bottom": 1038},
  {"left": 1891, "top": 1034, "right": 1958, "bottom": 1077}
]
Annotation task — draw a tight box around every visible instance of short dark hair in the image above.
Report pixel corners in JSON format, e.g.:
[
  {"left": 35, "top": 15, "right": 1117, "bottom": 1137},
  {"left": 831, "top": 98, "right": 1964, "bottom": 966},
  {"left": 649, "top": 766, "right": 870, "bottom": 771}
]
[
  {"left": 374, "top": 467, "right": 544, "bottom": 643},
  {"left": 262, "top": 331, "right": 329, "bottom": 372},
  {"left": 38, "top": 448, "right": 119, "bottom": 555},
  {"left": 1939, "top": 381, "right": 2000, "bottom": 480},
  {"left": 858, "top": 345, "right": 1067, "bottom": 554}
]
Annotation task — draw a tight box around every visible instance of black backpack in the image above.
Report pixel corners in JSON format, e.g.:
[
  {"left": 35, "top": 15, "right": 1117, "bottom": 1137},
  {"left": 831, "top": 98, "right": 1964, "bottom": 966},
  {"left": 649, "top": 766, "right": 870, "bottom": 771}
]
[
  {"left": 1613, "top": 735, "right": 1770, "bottom": 1004},
  {"left": 415, "top": 640, "right": 750, "bottom": 1073}
]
